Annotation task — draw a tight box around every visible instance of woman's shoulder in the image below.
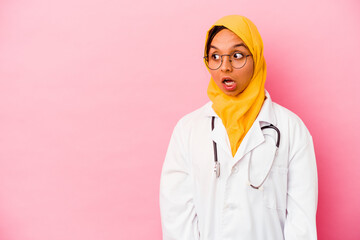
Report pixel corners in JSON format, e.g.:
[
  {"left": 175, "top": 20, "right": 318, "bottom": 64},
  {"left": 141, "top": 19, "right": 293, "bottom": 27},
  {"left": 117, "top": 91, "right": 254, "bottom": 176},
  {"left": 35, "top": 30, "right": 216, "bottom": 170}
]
[
  {"left": 270, "top": 100, "right": 313, "bottom": 149},
  {"left": 271, "top": 101, "right": 308, "bottom": 129},
  {"left": 272, "top": 102, "right": 304, "bottom": 124},
  {"left": 263, "top": 92, "right": 306, "bottom": 128},
  {"left": 174, "top": 102, "right": 213, "bottom": 131}
]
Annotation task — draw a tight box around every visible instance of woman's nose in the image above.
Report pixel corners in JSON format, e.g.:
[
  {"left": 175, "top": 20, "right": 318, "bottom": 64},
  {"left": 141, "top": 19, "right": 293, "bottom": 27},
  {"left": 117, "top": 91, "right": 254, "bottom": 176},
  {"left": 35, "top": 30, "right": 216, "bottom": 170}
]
[{"left": 220, "top": 56, "right": 232, "bottom": 72}]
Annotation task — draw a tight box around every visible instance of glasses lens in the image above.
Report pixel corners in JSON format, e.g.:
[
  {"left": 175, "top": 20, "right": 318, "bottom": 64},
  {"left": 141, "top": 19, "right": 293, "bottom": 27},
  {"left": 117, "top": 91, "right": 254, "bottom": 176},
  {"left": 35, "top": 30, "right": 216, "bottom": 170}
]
[
  {"left": 206, "top": 57, "right": 221, "bottom": 70},
  {"left": 231, "top": 55, "right": 247, "bottom": 69}
]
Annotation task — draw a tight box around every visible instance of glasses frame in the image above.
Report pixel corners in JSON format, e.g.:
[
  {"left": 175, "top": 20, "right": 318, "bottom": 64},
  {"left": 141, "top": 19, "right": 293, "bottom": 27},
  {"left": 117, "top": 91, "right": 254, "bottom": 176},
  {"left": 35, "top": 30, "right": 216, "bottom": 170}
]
[{"left": 203, "top": 53, "right": 252, "bottom": 70}]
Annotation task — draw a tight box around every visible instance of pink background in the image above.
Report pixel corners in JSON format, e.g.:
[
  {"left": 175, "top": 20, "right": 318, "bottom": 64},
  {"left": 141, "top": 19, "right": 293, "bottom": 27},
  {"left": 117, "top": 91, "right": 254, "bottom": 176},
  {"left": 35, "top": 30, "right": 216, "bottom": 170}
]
[{"left": 0, "top": 0, "right": 359, "bottom": 239}]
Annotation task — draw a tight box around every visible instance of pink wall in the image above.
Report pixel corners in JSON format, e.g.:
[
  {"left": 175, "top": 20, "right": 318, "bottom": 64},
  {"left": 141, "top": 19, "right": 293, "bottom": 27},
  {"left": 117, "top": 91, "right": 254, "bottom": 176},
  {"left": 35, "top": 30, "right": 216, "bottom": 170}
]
[{"left": 0, "top": 0, "right": 359, "bottom": 239}]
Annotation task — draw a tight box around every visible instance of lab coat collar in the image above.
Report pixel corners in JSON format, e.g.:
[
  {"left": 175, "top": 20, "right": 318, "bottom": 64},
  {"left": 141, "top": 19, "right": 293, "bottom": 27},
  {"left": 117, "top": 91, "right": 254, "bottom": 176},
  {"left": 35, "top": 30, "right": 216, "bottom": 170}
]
[{"left": 257, "top": 90, "right": 277, "bottom": 126}]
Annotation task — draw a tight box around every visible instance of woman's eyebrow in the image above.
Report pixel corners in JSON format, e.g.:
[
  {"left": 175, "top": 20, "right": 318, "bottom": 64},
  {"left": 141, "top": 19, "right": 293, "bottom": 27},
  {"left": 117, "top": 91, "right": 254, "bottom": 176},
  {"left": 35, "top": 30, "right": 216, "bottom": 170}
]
[
  {"left": 209, "top": 43, "right": 248, "bottom": 50},
  {"left": 233, "top": 43, "right": 247, "bottom": 49}
]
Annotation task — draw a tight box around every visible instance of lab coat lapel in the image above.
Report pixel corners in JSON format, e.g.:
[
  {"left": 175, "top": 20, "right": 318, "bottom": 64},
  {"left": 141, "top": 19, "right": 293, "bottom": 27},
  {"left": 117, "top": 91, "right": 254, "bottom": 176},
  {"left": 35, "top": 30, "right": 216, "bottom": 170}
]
[
  {"left": 205, "top": 103, "right": 233, "bottom": 157},
  {"left": 232, "top": 120, "right": 264, "bottom": 164},
  {"left": 209, "top": 115, "right": 265, "bottom": 164},
  {"left": 210, "top": 117, "right": 232, "bottom": 158},
  {"left": 231, "top": 91, "right": 277, "bottom": 167}
]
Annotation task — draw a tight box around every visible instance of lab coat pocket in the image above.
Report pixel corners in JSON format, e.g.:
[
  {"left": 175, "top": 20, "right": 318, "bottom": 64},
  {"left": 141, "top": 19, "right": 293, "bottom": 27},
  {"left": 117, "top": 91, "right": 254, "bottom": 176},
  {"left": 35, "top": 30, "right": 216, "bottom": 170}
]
[{"left": 263, "top": 166, "right": 288, "bottom": 210}]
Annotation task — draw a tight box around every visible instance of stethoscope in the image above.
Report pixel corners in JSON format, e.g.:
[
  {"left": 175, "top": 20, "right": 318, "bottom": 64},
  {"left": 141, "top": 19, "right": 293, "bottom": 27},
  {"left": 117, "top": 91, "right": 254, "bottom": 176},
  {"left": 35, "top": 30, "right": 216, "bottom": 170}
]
[{"left": 211, "top": 116, "right": 281, "bottom": 190}]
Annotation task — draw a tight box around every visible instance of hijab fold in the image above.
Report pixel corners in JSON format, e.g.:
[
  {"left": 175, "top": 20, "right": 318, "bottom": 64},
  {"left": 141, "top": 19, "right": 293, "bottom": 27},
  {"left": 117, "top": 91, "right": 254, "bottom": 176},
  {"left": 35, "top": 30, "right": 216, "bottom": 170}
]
[{"left": 205, "top": 15, "right": 266, "bottom": 157}]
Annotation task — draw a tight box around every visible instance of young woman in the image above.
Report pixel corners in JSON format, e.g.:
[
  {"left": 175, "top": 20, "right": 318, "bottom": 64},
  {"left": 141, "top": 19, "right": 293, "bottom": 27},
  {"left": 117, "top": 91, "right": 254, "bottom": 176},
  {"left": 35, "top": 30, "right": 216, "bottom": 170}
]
[{"left": 160, "top": 15, "right": 318, "bottom": 240}]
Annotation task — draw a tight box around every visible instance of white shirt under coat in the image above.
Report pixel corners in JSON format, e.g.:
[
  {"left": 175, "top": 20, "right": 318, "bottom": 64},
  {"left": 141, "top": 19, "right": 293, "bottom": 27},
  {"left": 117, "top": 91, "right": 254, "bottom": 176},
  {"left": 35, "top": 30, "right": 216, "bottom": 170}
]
[{"left": 160, "top": 91, "right": 318, "bottom": 240}]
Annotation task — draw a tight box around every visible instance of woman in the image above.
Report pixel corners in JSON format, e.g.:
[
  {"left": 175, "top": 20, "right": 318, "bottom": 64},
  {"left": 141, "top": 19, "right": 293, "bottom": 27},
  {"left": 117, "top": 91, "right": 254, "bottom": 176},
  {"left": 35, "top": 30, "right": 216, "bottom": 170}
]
[{"left": 160, "top": 15, "right": 318, "bottom": 240}]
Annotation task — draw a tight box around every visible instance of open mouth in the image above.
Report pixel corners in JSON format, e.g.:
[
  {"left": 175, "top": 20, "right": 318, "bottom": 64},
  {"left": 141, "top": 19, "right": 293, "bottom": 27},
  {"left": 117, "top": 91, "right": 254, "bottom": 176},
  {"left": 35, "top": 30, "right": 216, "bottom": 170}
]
[
  {"left": 223, "top": 79, "right": 235, "bottom": 86},
  {"left": 221, "top": 77, "right": 237, "bottom": 91}
]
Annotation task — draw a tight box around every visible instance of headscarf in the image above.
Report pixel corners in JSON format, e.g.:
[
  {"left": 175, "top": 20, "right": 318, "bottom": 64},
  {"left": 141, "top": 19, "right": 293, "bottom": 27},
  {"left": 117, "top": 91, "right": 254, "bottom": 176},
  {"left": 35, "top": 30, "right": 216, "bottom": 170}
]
[{"left": 205, "top": 15, "right": 266, "bottom": 157}]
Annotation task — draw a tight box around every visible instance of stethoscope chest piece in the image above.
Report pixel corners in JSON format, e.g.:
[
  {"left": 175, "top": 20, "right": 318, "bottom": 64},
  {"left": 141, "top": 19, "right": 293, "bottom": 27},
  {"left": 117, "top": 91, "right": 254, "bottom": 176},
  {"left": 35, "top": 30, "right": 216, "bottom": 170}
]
[{"left": 214, "top": 162, "right": 220, "bottom": 178}]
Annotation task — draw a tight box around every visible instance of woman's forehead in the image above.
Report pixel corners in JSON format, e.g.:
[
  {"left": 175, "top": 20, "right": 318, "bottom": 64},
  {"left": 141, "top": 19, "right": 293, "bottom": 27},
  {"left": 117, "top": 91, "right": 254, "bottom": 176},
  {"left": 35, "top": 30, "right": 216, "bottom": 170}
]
[{"left": 210, "top": 29, "right": 249, "bottom": 51}]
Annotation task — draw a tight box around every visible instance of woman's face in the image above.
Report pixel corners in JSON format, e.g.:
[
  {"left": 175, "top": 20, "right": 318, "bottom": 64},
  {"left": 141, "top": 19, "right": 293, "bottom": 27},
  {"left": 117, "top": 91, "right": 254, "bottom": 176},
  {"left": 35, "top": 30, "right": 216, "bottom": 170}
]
[{"left": 208, "top": 29, "right": 254, "bottom": 97}]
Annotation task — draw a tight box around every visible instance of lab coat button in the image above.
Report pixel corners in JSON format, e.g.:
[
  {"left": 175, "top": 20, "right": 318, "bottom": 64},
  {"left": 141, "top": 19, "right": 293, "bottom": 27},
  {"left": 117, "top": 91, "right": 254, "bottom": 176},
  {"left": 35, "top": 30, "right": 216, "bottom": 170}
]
[
  {"left": 224, "top": 203, "right": 235, "bottom": 210},
  {"left": 232, "top": 166, "right": 238, "bottom": 173}
]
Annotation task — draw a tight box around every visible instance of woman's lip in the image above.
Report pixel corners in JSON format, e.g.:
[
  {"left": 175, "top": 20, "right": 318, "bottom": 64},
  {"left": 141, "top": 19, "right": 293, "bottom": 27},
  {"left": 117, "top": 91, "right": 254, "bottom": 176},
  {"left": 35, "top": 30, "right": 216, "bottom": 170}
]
[
  {"left": 221, "top": 76, "right": 234, "bottom": 82},
  {"left": 221, "top": 77, "right": 237, "bottom": 91}
]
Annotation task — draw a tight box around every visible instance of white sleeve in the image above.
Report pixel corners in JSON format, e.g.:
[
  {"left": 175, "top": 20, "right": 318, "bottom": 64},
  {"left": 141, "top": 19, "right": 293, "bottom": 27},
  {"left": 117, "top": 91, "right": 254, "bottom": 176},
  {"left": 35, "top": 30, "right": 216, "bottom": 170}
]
[
  {"left": 284, "top": 134, "right": 318, "bottom": 240},
  {"left": 160, "top": 120, "right": 200, "bottom": 240}
]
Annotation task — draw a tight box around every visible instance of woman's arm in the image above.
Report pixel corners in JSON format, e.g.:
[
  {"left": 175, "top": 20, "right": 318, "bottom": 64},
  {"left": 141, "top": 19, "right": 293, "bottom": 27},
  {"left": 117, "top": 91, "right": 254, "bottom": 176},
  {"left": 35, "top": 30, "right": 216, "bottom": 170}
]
[
  {"left": 160, "top": 120, "right": 200, "bottom": 240},
  {"left": 284, "top": 134, "right": 318, "bottom": 240}
]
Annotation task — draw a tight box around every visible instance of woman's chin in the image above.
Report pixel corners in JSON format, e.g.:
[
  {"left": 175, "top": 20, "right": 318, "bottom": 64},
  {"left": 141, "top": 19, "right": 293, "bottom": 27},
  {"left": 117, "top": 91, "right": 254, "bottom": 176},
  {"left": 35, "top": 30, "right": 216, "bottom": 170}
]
[{"left": 221, "top": 88, "right": 242, "bottom": 97}]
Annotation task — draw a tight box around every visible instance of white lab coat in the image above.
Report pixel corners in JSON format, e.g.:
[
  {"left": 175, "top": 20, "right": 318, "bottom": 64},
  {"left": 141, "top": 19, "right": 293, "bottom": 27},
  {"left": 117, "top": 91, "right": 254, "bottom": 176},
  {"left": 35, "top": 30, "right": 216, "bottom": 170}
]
[{"left": 160, "top": 91, "right": 318, "bottom": 240}]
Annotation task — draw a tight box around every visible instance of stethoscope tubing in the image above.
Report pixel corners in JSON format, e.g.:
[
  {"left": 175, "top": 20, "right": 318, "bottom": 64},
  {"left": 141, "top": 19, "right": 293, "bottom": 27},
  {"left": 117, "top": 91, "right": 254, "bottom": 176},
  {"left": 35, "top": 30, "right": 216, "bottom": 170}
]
[
  {"left": 212, "top": 117, "right": 220, "bottom": 178},
  {"left": 211, "top": 116, "right": 280, "bottom": 189}
]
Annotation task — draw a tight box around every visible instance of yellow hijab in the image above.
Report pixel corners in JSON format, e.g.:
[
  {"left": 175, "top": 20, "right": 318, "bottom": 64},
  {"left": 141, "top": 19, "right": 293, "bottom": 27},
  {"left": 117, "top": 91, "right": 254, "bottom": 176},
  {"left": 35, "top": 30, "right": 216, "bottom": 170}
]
[{"left": 205, "top": 15, "right": 266, "bottom": 156}]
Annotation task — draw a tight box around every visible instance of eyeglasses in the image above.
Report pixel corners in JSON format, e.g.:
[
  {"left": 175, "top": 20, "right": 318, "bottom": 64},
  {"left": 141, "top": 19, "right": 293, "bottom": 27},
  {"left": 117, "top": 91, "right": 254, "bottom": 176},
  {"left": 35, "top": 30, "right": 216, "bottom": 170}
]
[{"left": 204, "top": 52, "right": 252, "bottom": 70}]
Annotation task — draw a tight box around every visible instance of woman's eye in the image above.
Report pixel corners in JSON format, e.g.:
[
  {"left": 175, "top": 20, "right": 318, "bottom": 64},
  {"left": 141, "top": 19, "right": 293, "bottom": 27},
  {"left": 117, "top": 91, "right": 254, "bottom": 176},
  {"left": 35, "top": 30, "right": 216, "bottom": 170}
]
[
  {"left": 211, "top": 54, "right": 220, "bottom": 61},
  {"left": 233, "top": 52, "right": 244, "bottom": 59}
]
